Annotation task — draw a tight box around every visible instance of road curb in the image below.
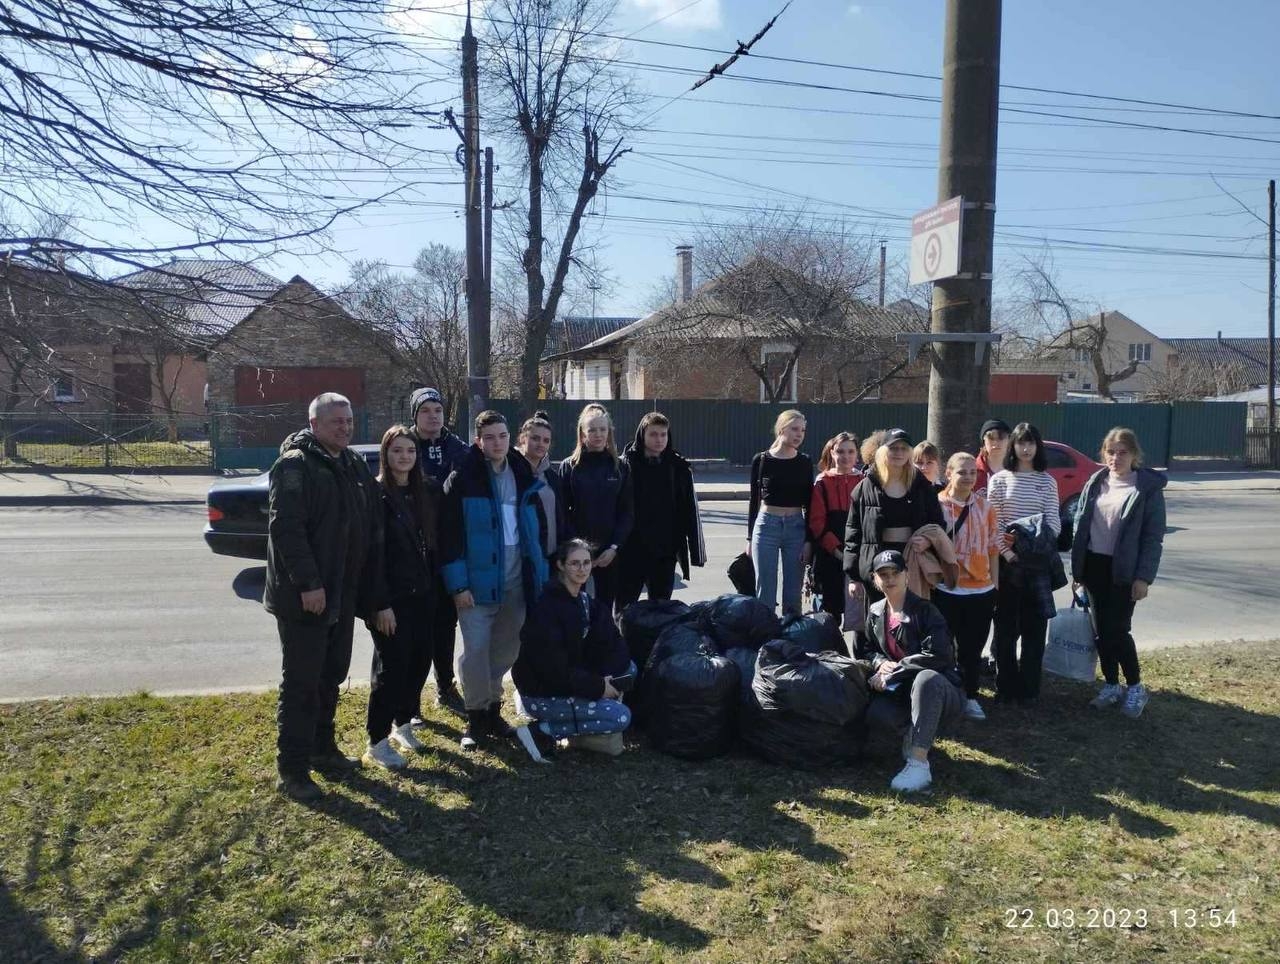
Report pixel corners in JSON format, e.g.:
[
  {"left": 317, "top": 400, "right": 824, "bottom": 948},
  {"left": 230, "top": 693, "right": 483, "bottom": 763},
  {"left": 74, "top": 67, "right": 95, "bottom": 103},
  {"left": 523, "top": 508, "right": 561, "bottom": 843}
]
[{"left": 0, "top": 496, "right": 205, "bottom": 507}]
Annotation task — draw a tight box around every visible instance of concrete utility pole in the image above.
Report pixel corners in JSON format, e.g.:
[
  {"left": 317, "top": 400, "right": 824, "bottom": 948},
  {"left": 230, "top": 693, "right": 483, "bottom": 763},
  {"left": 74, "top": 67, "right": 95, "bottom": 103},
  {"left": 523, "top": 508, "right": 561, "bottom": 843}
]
[
  {"left": 1269, "top": 179, "right": 1276, "bottom": 467},
  {"left": 927, "top": 0, "right": 1002, "bottom": 458},
  {"left": 462, "top": 7, "right": 488, "bottom": 432},
  {"left": 878, "top": 241, "right": 887, "bottom": 307}
]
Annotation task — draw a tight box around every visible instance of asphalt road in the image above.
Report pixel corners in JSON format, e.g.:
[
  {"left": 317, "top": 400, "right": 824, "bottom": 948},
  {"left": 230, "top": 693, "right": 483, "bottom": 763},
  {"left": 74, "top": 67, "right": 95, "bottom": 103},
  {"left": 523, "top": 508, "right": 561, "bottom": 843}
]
[{"left": 1, "top": 493, "right": 1277, "bottom": 701}]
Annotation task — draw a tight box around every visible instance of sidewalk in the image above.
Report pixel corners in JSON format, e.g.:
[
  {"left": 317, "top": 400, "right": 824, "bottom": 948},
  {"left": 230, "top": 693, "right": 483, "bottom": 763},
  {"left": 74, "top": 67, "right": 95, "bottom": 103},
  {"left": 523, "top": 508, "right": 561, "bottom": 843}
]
[{"left": 4, "top": 467, "right": 1280, "bottom": 506}]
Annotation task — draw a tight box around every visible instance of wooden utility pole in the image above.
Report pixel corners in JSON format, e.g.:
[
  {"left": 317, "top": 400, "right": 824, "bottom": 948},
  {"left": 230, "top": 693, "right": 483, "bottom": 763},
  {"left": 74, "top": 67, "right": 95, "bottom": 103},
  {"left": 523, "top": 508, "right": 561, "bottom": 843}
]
[
  {"left": 878, "top": 241, "right": 887, "bottom": 307},
  {"left": 1269, "top": 179, "right": 1276, "bottom": 467},
  {"left": 461, "top": 6, "right": 488, "bottom": 433},
  {"left": 927, "top": 0, "right": 1002, "bottom": 458}
]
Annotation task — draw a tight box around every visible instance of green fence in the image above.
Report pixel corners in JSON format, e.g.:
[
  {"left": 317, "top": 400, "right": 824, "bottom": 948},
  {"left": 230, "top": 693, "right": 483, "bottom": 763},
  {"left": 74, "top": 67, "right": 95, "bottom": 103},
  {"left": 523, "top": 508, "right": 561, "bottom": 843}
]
[
  {"left": 209, "top": 400, "right": 1247, "bottom": 472},
  {"left": 0, "top": 413, "right": 212, "bottom": 469}
]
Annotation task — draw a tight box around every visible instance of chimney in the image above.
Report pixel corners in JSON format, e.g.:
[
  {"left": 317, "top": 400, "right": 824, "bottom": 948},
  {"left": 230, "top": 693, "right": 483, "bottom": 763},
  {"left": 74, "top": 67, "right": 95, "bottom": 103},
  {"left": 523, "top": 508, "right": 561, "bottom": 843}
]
[{"left": 675, "top": 245, "right": 693, "bottom": 303}]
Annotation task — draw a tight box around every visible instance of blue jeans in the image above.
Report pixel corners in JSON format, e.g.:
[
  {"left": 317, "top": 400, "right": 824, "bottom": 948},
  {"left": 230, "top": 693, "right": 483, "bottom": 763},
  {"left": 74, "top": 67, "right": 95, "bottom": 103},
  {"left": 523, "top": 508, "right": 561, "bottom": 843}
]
[
  {"left": 522, "top": 696, "right": 632, "bottom": 738},
  {"left": 751, "top": 511, "right": 807, "bottom": 616}
]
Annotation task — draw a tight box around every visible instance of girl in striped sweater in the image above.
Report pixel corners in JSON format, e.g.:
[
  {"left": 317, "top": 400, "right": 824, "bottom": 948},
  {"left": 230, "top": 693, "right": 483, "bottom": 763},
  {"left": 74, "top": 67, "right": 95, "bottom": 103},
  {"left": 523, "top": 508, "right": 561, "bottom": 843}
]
[{"left": 987, "top": 422, "right": 1060, "bottom": 704}]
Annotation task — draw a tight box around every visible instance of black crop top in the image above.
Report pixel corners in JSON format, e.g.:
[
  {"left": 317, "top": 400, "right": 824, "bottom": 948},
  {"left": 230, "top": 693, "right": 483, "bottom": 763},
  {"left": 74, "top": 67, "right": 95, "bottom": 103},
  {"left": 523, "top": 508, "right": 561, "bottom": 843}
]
[{"left": 748, "top": 450, "right": 814, "bottom": 534}]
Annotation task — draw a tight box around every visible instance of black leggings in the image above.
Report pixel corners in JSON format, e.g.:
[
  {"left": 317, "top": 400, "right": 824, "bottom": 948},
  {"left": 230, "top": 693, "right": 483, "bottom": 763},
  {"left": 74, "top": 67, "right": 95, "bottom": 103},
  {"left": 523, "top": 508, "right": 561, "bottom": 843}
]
[
  {"left": 994, "top": 562, "right": 1048, "bottom": 700},
  {"left": 1081, "top": 552, "right": 1141, "bottom": 686},
  {"left": 369, "top": 595, "right": 434, "bottom": 741},
  {"left": 933, "top": 588, "right": 996, "bottom": 698}
]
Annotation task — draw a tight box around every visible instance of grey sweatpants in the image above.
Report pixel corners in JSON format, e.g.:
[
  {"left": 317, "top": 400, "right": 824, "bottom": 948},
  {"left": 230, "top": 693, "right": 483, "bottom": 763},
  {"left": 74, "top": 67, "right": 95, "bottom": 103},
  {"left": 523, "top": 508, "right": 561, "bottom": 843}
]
[
  {"left": 455, "top": 554, "right": 525, "bottom": 711},
  {"left": 866, "top": 668, "right": 966, "bottom": 752}
]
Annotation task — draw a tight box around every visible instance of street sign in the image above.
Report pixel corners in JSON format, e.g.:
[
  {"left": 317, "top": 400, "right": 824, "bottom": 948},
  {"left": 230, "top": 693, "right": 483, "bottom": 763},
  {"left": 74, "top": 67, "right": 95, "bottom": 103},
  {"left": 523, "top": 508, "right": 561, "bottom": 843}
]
[{"left": 909, "top": 195, "right": 963, "bottom": 285}]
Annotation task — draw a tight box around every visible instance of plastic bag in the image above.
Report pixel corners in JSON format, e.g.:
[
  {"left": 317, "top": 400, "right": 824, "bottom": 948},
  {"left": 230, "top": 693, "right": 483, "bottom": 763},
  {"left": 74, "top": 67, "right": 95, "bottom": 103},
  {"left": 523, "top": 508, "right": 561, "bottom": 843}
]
[
  {"left": 727, "top": 552, "right": 756, "bottom": 596},
  {"left": 620, "top": 599, "right": 690, "bottom": 671},
  {"left": 742, "top": 639, "right": 869, "bottom": 769},
  {"left": 706, "top": 593, "right": 781, "bottom": 650},
  {"left": 723, "top": 646, "right": 760, "bottom": 706},
  {"left": 1044, "top": 598, "right": 1098, "bottom": 682},
  {"left": 645, "top": 621, "right": 717, "bottom": 673},
  {"left": 778, "top": 612, "right": 846, "bottom": 655},
  {"left": 644, "top": 650, "right": 741, "bottom": 760}
]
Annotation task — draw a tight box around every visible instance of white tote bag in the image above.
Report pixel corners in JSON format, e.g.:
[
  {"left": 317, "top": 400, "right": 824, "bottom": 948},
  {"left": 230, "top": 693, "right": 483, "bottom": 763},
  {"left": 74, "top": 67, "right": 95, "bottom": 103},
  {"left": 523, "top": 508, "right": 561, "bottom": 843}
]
[{"left": 1044, "top": 597, "right": 1099, "bottom": 682}]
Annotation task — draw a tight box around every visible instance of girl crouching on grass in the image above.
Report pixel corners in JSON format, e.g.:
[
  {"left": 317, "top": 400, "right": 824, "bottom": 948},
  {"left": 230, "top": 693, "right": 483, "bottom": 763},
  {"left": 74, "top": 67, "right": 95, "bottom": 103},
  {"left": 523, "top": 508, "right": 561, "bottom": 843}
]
[{"left": 513, "top": 539, "right": 635, "bottom": 757}]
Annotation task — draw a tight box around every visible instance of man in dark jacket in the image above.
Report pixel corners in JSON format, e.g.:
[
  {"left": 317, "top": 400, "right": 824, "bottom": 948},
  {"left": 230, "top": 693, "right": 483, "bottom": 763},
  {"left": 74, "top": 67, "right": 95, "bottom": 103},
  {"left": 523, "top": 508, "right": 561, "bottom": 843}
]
[
  {"left": 265, "top": 392, "right": 384, "bottom": 801},
  {"left": 616, "top": 412, "right": 706, "bottom": 611},
  {"left": 409, "top": 386, "right": 469, "bottom": 714},
  {"left": 862, "top": 550, "right": 965, "bottom": 794}
]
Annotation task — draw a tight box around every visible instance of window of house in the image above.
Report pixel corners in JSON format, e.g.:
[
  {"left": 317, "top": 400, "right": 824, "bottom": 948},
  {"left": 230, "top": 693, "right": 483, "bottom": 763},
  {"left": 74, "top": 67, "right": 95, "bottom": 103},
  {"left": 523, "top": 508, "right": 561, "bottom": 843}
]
[
  {"left": 52, "top": 373, "right": 76, "bottom": 402},
  {"left": 1081, "top": 381, "right": 1093, "bottom": 391},
  {"left": 1128, "top": 342, "right": 1151, "bottom": 363},
  {"left": 1074, "top": 348, "right": 1090, "bottom": 363},
  {"left": 760, "top": 342, "right": 798, "bottom": 403}
]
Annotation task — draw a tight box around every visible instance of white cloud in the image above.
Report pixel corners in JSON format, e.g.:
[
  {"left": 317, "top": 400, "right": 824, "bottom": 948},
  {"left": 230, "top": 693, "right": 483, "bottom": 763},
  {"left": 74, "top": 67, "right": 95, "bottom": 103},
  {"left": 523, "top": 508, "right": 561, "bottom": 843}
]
[
  {"left": 251, "top": 24, "right": 334, "bottom": 92},
  {"left": 847, "top": 4, "right": 863, "bottom": 14},
  {"left": 625, "top": 0, "right": 723, "bottom": 32},
  {"left": 386, "top": 1, "right": 484, "bottom": 40}
]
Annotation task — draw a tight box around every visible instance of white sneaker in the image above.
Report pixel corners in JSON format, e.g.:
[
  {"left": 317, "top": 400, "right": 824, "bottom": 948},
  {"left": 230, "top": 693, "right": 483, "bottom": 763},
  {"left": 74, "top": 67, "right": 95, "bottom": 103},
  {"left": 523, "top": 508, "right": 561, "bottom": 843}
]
[
  {"left": 964, "top": 698, "right": 986, "bottom": 721},
  {"left": 1121, "top": 683, "right": 1149, "bottom": 719},
  {"left": 390, "top": 723, "right": 426, "bottom": 753},
  {"left": 891, "top": 758, "right": 932, "bottom": 793},
  {"left": 363, "top": 737, "right": 407, "bottom": 770},
  {"left": 1090, "top": 683, "right": 1126, "bottom": 710}
]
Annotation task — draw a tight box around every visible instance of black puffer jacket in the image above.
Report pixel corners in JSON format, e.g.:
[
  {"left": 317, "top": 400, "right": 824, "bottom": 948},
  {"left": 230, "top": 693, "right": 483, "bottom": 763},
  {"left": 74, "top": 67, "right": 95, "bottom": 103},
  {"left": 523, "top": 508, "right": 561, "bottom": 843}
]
[
  {"left": 264, "top": 430, "right": 384, "bottom": 625},
  {"left": 513, "top": 583, "right": 631, "bottom": 699},
  {"left": 374, "top": 480, "right": 439, "bottom": 605},
  {"left": 843, "top": 471, "right": 944, "bottom": 583},
  {"left": 559, "top": 450, "right": 634, "bottom": 550},
  {"left": 621, "top": 422, "right": 706, "bottom": 578}
]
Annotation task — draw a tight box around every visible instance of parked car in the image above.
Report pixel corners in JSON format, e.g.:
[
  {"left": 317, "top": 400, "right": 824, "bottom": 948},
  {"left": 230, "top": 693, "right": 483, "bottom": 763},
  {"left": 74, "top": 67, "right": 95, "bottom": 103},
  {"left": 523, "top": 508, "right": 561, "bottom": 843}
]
[
  {"left": 203, "top": 444, "right": 381, "bottom": 560},
  {"left": 1043, "top": 440, "right": 1103, "bottom": 519}
]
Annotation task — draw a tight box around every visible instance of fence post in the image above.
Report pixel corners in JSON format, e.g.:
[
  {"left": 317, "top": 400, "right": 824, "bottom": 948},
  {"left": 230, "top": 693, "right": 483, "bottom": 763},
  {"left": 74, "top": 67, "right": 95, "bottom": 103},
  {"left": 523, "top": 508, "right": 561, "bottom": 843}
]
[
  {"left": 209, "top": 412, "right": 219, "bottom": 471},
  {"left": 103, "top": 410, "right": 114, "bottom": 470}
]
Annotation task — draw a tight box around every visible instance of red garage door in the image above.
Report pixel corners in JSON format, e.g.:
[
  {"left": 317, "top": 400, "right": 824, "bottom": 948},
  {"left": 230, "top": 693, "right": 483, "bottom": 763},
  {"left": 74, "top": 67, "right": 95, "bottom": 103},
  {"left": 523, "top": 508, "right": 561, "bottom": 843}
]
[{"left": 234, "top": 366, "right": 366, "bottom": 408}]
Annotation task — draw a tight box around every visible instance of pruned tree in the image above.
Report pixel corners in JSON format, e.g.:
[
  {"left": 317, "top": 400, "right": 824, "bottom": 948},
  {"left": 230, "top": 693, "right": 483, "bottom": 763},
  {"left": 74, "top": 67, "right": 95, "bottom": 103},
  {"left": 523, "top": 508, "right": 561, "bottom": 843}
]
[
  {"left": 1014, "top": 251, "right": 1140, "bottom": 401},
  {"left": 481, "top": 0, "right": 637, "bottom": 407},
  {"left": 341, "top": 244, "right": 470, "bottom": 422},
  {"left": 634, "top": 211, "right": 905, "bottom": 403}
]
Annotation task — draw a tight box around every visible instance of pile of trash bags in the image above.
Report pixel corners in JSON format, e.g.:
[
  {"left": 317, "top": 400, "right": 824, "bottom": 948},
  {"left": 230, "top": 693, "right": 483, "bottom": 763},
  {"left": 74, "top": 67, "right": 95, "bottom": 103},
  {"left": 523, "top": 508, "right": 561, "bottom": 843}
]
[{"left": 621, "top": 594, "right": 868, "bottom": 767}]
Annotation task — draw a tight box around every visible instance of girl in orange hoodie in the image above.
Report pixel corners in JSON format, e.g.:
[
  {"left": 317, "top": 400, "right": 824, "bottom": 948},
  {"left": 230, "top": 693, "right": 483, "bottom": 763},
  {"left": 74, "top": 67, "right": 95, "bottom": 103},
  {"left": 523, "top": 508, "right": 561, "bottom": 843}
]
[{"left": 808, "top": 433, "right": 863, "bottom": 618}]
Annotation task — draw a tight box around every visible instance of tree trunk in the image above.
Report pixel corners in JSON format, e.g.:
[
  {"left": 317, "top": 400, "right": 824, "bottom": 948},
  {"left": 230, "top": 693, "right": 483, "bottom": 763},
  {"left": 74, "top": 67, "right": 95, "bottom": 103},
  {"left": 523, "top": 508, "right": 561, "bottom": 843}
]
[{"left": 519, "top": 142, "right": 547, "bottom": 409}]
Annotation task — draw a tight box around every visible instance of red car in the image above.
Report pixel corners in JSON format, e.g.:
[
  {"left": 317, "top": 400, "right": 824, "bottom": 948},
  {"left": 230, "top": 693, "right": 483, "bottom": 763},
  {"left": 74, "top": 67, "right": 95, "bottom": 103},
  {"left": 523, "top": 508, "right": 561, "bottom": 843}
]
[{"left": 1044, "top": 440, "right": 1103, "bottom": 521}]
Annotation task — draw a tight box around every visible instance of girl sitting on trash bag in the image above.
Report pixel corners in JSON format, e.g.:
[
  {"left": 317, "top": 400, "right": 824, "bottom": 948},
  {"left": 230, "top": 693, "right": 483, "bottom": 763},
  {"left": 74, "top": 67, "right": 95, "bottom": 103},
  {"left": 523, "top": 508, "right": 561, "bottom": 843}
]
[
  {"left": 513, "top": 539, "right": 635, "bottom": 757},
  {"left": 863, "top": 549, "right": 967, "bottom": 794}
]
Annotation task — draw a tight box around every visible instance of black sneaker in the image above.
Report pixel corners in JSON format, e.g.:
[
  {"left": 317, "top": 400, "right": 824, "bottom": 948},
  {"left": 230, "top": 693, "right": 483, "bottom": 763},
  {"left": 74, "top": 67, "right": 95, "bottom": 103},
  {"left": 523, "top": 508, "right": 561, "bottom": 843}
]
[
  {"left": 311, "top": 744, "right": 361, "bottom": 774},
  {"left": 460, "top": 710, "right": 489, "bottom": 751},
  {"left": 276, "top": 771, "right": 323, "bottom": 802},
  {"left": 488, "top": 702, "right": 516, "bottom": 739}
]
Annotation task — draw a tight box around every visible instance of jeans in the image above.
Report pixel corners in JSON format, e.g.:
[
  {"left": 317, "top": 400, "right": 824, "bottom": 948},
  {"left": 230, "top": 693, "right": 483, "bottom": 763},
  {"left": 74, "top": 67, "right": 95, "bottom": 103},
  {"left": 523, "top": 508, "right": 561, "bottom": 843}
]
[
  {"left": 866, "top": 669, "right": 965, "bottom": 752},
  {"left": 1082, "top": 552, "right": 1141, "bottom": 686},
  {"left": 276, "top": 608, "right": 355, "bottom": 776},
  {"left": 751, "top": 511, "right": 807, "bottom": 615},
  {"left": 933, "top": 588, "right": 996, "bottom": 698},
  {"left": 368, "top": 594, "right": 434, "bottom": 741},
  {"left": 522, "top": 695, "right": 632, "bottom": 738}
]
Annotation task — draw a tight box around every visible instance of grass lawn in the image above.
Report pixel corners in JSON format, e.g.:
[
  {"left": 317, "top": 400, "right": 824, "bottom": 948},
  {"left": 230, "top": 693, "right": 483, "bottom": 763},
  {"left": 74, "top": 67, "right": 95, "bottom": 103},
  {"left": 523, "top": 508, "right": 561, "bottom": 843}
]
[
  {"left": 0, "top": 440, "right": 211, "bottom": 469},
  {"left": 2, "top": 642, "right": 1278, "bottom": 963}
]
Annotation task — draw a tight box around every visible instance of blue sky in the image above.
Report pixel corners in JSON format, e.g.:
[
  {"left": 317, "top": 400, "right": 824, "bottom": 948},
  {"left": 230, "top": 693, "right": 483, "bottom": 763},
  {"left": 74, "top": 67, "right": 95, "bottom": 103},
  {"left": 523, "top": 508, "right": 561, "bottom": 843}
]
[{"left": 145, "top": 1, "right": 1280, "bottom": 338}]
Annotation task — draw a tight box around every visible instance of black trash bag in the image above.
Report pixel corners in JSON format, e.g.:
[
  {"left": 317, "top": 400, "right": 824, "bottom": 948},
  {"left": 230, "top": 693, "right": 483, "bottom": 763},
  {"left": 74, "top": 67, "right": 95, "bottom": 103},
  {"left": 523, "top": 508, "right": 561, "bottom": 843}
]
[
  {"left": 621, "top": 599, "right": 691, "bottom": 671},
  {"left": 723, "top": 646, "right": 760, "bottom": 707},
  {"left": 727, "top": 552, "right": 756, "bottom": 596},
  {"left": 644, "top": 621, "right": 717, "bottom": 674},
  {"left": 706, "top": 593, "right": 781, "bottom": 650},
  {"left": 742, "top": 639, "right": 870, "bottom": 769},
  {"left": 644, "top": 650, "right": 741, "bottom": 760},
  {"left": 779, "top": 612, "right": 847, "bottom": 655}
]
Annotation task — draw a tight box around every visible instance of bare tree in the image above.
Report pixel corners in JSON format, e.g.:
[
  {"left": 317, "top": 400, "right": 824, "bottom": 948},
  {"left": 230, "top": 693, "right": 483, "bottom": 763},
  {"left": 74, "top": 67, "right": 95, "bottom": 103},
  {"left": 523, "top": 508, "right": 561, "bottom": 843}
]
[
  {"left": 1144, "top": 356, "right": 1252, "bottom": 401},
  {"left": 341, "top": 244, "right": 469, "bottom": 422},
  {"left": 481, "top": 0, "right": 637, "bottom": 408},
  {"left": 1014, "top": 252, "right": 1140, "bottom": 401},
  {"left": 635, "top": 212, "right": 906, "bottom": 403}
]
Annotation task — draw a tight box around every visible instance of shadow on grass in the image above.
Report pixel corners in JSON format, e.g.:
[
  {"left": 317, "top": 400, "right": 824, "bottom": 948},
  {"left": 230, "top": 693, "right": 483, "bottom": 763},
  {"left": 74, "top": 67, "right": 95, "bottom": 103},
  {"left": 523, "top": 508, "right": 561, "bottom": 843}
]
[{"left": 930, "top": 678, "right": 1280, "bottom": 837}]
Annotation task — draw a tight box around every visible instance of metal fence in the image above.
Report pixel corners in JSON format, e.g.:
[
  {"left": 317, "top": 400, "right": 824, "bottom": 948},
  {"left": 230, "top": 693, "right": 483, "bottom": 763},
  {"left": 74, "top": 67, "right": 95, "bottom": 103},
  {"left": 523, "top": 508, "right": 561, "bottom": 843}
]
[
  {"left": 0, "top": 413, "right": 213, "bottom": 469},
  {"left": 207, "top": 399, "right": 1249, "bottom": 471},
  {"left": 1245, "top": 430, "right": 1279, "bottom": 467}
]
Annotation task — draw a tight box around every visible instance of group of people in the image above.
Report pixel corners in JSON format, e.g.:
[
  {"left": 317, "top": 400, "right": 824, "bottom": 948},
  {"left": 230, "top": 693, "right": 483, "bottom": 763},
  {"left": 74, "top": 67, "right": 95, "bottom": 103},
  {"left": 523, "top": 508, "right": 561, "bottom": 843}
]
[
  {"left": 747, "top": 410, "right": 1167, "bottom": 791},
  {"left": 265, "top": 390, "right": 704, "bottom": 801},
  {"left": 263, "top": 390, "right": 1166, "bottom": 801}
]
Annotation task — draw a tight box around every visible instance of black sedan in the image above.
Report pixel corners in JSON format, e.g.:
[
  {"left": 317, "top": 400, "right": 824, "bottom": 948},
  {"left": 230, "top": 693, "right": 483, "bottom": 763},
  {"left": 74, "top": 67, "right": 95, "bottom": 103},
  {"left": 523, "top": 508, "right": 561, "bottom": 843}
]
[{"left": 203, "top": 444, "right": 381, "bottom": 560}]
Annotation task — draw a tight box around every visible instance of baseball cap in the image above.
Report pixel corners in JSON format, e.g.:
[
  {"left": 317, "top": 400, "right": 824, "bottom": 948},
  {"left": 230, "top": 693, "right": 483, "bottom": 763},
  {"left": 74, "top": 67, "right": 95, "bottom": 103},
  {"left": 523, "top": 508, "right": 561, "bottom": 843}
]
[
  {"left": 872, "top": 549, "right": 907, "bottom": 573},
  {"left": 979, "top": 418, "right": 1011, "bottom": 440},
  {"left": 883, "top": 428, "right": 913, "bottom": 447},
  {"left": 410, "top": 387, "right": 444, "bottom": 418}
]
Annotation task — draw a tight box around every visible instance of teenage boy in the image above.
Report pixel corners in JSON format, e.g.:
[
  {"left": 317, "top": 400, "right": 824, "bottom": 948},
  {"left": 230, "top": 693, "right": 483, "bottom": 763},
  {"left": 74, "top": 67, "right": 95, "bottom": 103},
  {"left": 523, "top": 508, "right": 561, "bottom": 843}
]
[
  {"left": 265, "top": 392, "right": 384, "bottom": 801},
  {"left": 409, "top": 387, "right": 469, "bottom": 714},
  {"left": 974, "top": 418, "right": 1011, "bottom": 495},
  {"left": 617, "top": 412, "right": 705, "bottom": 610},
  {"left": 439, "top": 411, "right": 548, "bottom": 750}
]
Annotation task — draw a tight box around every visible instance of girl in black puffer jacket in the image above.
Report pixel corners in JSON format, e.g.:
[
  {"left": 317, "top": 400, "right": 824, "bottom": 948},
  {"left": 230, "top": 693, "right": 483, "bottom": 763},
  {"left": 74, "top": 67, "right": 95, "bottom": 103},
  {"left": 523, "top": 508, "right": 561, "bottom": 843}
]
[{"left": 558, "top": 404, "right": 634, "bottom": 613}]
